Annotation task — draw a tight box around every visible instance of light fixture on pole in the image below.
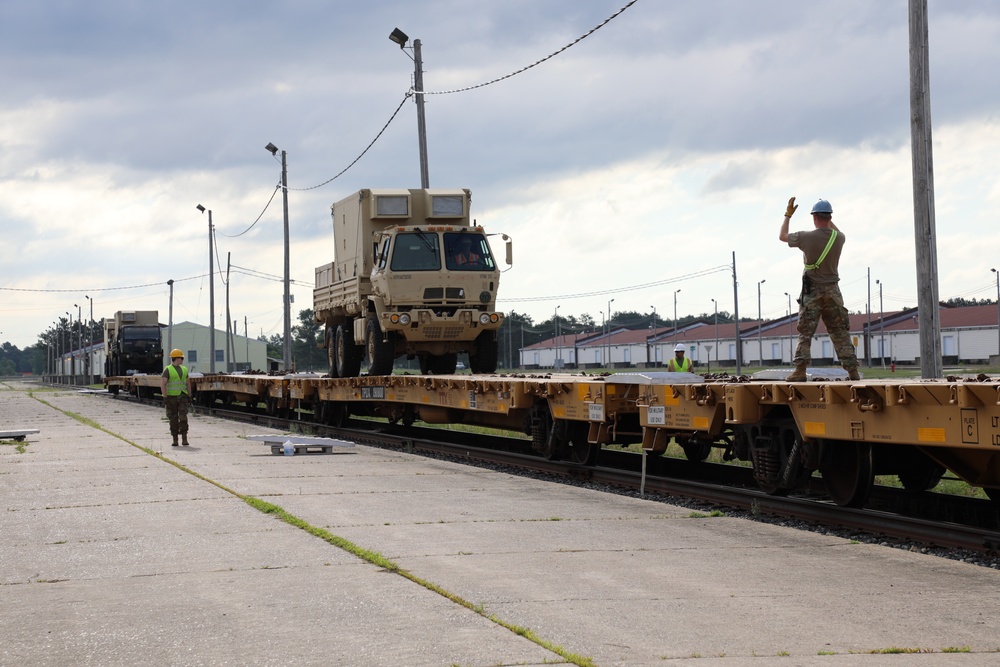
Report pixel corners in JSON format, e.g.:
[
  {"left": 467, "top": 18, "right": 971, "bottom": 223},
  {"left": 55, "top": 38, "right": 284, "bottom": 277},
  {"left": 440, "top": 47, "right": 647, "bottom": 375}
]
[
  {"left": 673, "top": 289, "right": 681, "bottom": 343},
  {"left": 606, "top": 297, "right": 615, "bottom": 368},
  {"left": 650, "top": 304, "right": 657, "bottom": 366},
  {"left": 75, "top": 303, "right": 82, "bottom": 384},
  {"left": 554, "top": 305, "right": 561, "bottom": 369},
  {"left": 389, "top": 27, "right": 430, "bottom": 188},
  {"left": 266, "top": 142, "right": 293, "bottom": 372},
  {"left": 166, "top": 280, "right": 174, "bottom": 365},
  {"left": 993, "top": 268, "right": 1000, "bottom": 357},
  {"left": 757, "top": 279, "right": 766, "bottom": 367},
  {"left": 84, "top": 295, "right": 93, "bottom": 383},
  {"left": 876, "top": 279, "right": 885, "bottom": 367},
  {"left": 784, "top": 291, "right": 793, "bottom": 364},
  {"left": 711, "top": 298, "right": 718, "bottom": 366},
  {"left": 65, "top": 310, "right": 72, "bottom": 384},
  {"left": 196, "top": 204, "right": 216, "bottom": 373}
]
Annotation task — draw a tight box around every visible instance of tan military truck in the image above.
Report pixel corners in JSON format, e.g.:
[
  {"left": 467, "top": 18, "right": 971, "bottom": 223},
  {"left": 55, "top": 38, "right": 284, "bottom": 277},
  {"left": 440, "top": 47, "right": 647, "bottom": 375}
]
[
  {"left": 313, "top": 188, "right": 510, "bottom": 376},
  {"left": 103, "top": 310, "right": 162, "bottom": 378}
]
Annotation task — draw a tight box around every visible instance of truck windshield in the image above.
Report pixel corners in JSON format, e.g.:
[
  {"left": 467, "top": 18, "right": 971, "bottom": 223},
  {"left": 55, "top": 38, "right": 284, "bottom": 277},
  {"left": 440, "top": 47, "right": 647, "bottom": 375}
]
[
  {"left": 122, "top": 326, "right": 161, "bottom": 342},
  {"left": 444, "top": 233, "right": 495, "bottom": 271},
  {"left": 390, "top": 232, "right": 441, "bottom": 271}
]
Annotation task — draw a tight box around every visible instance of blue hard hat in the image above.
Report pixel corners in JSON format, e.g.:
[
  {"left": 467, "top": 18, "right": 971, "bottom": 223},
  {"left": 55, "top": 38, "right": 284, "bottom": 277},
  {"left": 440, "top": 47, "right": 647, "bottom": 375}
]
[{"left": 811, "top": 199, "right": 833, "bottom": 215}]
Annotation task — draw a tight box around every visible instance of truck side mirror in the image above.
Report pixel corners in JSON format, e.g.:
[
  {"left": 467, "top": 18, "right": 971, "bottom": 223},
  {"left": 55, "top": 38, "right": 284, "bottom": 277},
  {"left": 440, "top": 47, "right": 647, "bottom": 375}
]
[{"left": 503, "top": 234, "right": 513, "bottom": 267}]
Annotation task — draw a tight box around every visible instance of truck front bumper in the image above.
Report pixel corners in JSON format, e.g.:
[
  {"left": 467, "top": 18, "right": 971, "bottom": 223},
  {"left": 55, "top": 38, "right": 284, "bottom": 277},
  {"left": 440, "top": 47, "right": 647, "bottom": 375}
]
[{"left": 380, "top": 309, "right": 504, "bottom": 342}]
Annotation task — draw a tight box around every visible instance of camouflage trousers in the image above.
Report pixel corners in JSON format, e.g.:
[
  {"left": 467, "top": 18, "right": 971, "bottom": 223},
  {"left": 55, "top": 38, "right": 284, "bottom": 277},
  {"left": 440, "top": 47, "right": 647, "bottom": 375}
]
[
  {"left": 164, "top": 394, "right": 191, "bottom": 436},
  {"left": 794, "top": 282, "right": 858, "bottom": 370}
]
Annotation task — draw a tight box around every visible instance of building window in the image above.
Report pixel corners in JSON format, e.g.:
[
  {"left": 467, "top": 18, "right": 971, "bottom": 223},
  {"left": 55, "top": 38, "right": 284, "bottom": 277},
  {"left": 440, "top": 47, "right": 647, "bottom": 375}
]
[
  {"left": 187, "top": 350, "right": 198, "bottom": 362},
  {"left": 215, "top": 349, "right": 225, "bottom": 362}
]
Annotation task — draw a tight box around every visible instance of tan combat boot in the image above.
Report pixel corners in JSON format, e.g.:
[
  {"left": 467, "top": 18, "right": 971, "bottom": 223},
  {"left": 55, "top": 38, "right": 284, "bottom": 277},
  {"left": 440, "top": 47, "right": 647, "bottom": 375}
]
[
  {"left": 172, "top": 435, "right": 179, "bottom": 447},
  {"left": 785, "top": 364, "right": 808, "bottom": 382},
  {"left": 847, "top": 368, "right": 861, "bottom": 380}
]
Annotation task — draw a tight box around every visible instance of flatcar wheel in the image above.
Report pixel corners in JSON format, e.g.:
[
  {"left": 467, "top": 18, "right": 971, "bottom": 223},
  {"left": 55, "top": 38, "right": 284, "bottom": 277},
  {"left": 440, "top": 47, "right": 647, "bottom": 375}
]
[
  {"left": 898, "top": 463, "right": 945, "bottom": 493},
  {"left": 681, "top": 442, "right": 712, "bottom": 463},
  {"left": 564, "top": 422, "right": 599, "bottom": 466},
  {"left": 821, "top": 441, "right": 874, "bottom": 508}
]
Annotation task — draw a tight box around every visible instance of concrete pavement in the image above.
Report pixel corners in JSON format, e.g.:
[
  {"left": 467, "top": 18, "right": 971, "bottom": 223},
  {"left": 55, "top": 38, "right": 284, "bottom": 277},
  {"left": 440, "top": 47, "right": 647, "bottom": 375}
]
[{"left": 3, "top": 381, "right": 1000, "bottom": 666}]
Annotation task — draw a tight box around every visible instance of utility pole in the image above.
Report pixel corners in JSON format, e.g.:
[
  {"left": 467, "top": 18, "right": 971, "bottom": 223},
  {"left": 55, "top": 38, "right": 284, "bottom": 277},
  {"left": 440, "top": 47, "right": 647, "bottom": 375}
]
[
  {"left": 167, "top": 280, "right": 174, "bottom": 362},
  {"left": 757, "top": 279, "right": 766, "bottom": 367},
  {"left": 909, "top": 0, "right": 942, "bottom": 378},
  {"left": 197, "top": 205, "right": 216, "bottom": 373},
  {"left": 732, "top": 252, "right": 742, "bottom": 374},
  {"left": 226, "top": 252, "right": 234, "bottom": 372}
]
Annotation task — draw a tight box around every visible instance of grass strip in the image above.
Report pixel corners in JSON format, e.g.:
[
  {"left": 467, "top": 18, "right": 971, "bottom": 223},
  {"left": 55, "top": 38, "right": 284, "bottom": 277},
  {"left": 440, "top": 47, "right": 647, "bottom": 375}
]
[{"left": 31, "top": 391, "right": 595, "bottom": 667}]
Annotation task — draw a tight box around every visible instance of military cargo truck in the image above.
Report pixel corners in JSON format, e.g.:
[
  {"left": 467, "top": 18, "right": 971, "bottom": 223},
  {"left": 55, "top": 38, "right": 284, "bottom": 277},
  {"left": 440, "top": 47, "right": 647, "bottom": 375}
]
[
  {"left": 104, "top": 310, "right": 162, "bottom": 377},
  {"left": 313, "top": 188, "right": 511, "bottom": 376}
]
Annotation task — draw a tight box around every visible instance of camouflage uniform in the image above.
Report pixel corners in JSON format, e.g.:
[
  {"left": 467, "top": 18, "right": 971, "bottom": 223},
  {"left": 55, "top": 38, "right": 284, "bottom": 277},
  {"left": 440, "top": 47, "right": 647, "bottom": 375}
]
[
  {"left": 164, "top": 394, "right": 191, "bottom": 439},
  {"left": 787, "top": 224, "right": 858, "bottom": 373},
  {"left": 794, "top": 282, "right": 858, "bottom": 370}
]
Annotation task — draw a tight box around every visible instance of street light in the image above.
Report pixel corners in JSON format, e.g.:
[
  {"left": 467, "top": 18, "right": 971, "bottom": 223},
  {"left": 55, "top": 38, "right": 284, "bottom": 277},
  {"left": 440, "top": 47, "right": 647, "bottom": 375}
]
[
  {"left": 784, "top": 291, "right": 793, "bottom": 364},
  {"left": 757, "top": 279, "right": 766, "bottom": 367},
  {"left": 389, "top": 27, "right": 430, "bottom": 188},
  {"left": 196, "top": 204, "right": 216, "bottom": 373},
  {"left": 554, "top": 305, "right": 561, "bottom": 369},
  {"left": 673, "top": 289, "right": 681, "bottom": 343},
  {"left": 266, "top": 143, "right": 293, "bottom": 372},
  {"left": 65, "top": 311, "right": 72, "bottom": 384},
  {"left": 606, "top": 298, "right": 615, "bottom": 368},
  {"left": 876, "top": 279, "right": 885, "bottom": 367},
  {"left": 711, "top": 298, "right": 718, "bottom": 366},
  {"left": 650, "top": 304, "right": 657, "bottom": 367},
  {"left": 74, "top": 303, "right": 81, "bottom": 384},
  {"left": 993, "top": 268, "right": 1000, "bottom": 357},
  {"left": 84, "top": 295, "right": 93, "bottom": 383}
]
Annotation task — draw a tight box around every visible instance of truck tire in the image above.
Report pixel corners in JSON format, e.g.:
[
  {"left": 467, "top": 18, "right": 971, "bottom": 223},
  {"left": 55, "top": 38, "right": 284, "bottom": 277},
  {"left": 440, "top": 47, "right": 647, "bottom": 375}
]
[
  {"left": 365, "top": 315, "right": 395, "bottom": 376},
  {"left": 335, "top": 322, "right": 363, "bottom": 378},
  {"left": 470, "top": 332, "right": 499, "bottom": 374}
]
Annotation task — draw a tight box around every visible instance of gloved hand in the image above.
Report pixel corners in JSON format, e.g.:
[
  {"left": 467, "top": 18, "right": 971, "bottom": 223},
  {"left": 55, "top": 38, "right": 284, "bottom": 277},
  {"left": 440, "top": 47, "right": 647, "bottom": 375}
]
[{"left": 785, "top": 197, "right": 798, "bottom": 218}]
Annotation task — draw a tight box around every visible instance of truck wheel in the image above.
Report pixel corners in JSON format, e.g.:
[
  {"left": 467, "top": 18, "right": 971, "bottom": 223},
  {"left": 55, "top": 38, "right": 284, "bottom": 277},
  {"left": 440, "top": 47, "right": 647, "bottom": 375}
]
[
  {"left": 365, "top": 315, "right": 395, "bottom": 376},
  {"left": 335, "top": 322, "right": 362, "bottom": 378},
  {"left": 470, "top": 332, "right": 499, "bottom": 374}
]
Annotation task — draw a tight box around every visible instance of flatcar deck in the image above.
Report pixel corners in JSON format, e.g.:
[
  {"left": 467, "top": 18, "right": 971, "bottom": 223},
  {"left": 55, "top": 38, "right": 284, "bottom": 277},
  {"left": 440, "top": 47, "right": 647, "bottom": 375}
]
[{"left": 102, "top": 369, "right": 1000, "bottom": 505}]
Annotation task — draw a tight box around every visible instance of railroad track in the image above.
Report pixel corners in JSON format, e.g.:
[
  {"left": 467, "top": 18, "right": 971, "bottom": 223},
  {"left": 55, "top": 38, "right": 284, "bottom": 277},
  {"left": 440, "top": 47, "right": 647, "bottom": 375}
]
[{"left": 113, "top": 393, "right": 1000, "bottom": 558}]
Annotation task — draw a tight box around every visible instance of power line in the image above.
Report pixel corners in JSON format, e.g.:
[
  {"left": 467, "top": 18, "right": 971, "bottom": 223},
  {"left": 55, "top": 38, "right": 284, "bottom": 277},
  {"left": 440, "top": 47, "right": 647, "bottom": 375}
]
[
  {"left": 419, "top": 0, "right": 639, "bottom": 97},
  {"left": 499, "top": 264, "right": 730, "bottom": 303}
]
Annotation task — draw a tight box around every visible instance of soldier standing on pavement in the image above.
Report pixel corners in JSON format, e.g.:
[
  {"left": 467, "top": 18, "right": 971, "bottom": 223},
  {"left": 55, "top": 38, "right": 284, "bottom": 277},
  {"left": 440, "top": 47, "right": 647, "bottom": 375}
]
[
  {"left": 160, "top": 349, "right": 192, "bottom": 446},
  {"left": 779, "top": 197, "right": 860, "bottom": 382}
]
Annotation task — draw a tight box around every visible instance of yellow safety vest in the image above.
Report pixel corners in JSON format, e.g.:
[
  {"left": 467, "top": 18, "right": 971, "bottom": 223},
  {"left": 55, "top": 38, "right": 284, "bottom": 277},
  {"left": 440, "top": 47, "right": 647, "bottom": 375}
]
[
  {"left": 668, "top": 356, "right": 691, "bottom": 372},
  {"left": 165, "top": 365, "right": 189, "bottom": 396}
]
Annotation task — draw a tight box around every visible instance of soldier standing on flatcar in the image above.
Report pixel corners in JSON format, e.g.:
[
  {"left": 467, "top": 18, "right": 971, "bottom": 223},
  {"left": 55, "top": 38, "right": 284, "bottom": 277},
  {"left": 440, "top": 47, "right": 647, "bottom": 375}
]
[
  {"left": 779, "top": 197, "right": 860, "bottom": 382},
  {"left": 160, "top": 349, "right": 192, "bottom": 446}
]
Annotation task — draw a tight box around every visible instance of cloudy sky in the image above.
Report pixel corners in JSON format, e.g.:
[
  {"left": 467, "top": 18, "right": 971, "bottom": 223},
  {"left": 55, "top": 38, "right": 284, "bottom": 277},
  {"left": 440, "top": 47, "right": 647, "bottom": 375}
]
[{"left": 2, "top": 0, "right": 999, "bottom": 350}]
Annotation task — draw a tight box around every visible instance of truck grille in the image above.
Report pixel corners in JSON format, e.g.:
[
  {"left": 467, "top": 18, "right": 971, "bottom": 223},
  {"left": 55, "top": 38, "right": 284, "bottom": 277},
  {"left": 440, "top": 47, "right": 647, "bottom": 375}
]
[
  {"left": 423, "top": 326, "right": 466, "bottom": 340},
  {"left": 422, "top": 287, "right": 467, "bottom": 301}
]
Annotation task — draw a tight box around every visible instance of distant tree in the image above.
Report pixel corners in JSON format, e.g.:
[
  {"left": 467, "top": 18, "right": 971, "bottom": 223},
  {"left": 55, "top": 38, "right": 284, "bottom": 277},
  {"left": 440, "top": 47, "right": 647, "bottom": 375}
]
[{"left": 292, "top": 309, "right": 325, "bottom": 371}]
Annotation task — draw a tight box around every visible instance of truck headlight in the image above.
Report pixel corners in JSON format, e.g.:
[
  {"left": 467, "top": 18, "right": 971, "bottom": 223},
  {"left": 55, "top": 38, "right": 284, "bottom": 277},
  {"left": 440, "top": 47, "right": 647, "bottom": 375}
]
[
  {"left": 479, "top": 313, "right": 491, "bottom": 325},
  {"left": 399, "top": 313, "right": 411, "bottom": 325}
]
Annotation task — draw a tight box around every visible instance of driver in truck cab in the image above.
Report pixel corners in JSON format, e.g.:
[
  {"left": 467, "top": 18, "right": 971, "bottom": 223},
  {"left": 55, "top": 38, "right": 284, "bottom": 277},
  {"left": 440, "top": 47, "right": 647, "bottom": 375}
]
[{"left": 451, "top": 237, "right": 480, "bottom": 267}]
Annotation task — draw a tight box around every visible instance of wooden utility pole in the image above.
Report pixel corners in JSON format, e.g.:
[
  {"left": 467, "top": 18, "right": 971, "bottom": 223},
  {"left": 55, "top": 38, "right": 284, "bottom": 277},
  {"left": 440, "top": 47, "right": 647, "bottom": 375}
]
[{"left": 909, "top": 0, "right": 942, "bottom": 378}]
